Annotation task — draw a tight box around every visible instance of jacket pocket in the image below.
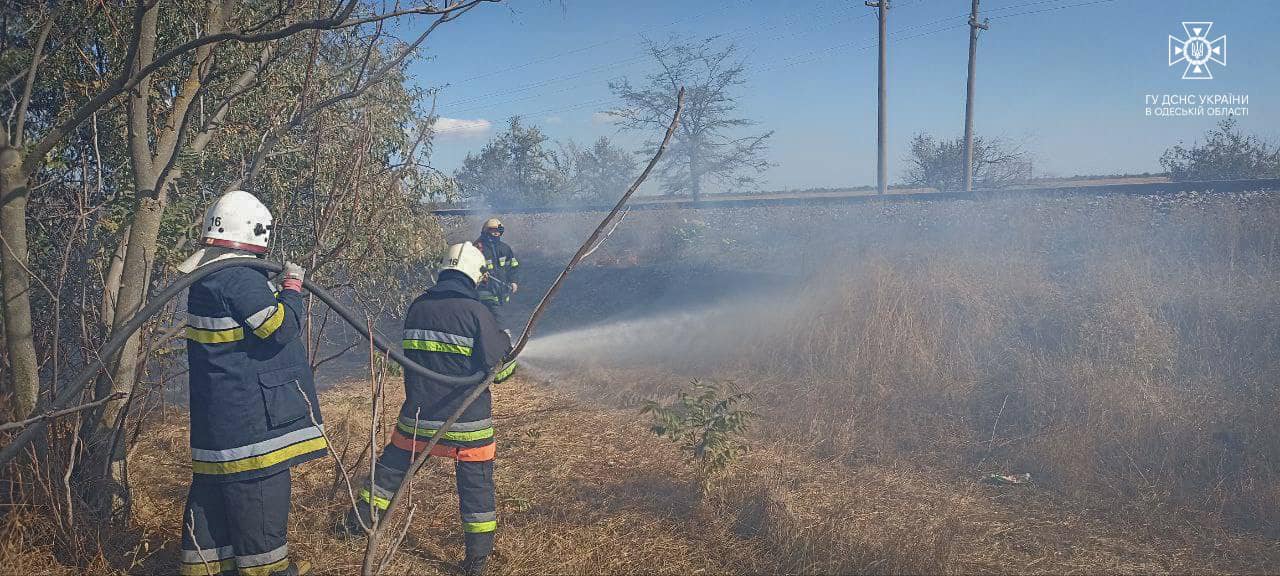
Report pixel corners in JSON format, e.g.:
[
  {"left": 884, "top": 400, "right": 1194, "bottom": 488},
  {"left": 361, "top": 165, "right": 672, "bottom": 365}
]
[{"left": 258, "top": 366, "right": 308, "bottom": 428}]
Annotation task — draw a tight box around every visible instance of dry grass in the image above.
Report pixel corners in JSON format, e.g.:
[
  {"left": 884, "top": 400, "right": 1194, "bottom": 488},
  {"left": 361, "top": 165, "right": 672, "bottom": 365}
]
[
  {"left": 8, "top": 191, "right": 1280, "bottom": 573},
  {"left": 11, "top": 372, "right": 1280, "bottom": 575}
]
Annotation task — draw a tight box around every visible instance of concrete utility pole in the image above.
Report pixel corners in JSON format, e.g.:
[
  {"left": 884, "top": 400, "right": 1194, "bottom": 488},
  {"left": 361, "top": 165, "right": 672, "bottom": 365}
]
[
  {"left": 962, "top": 0, "right": 989, "bottom": 192},
  {"left": 866, "top": 0, "right": 889, "bottom": 195}
]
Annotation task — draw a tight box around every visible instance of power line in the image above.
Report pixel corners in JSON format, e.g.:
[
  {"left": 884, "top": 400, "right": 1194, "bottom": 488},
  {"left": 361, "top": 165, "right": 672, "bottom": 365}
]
[
  {"left": 987, "top": 0, "right": 1124, "bottom": 20},
  {"left": 441, "top": 0, "right": 1121, "bottom": 121},
  {"left": 449, "top": 2, "right": 740, "bottom": 86},
  {"left": 437, "top": 3, "right": 877, "bottom": 112}
]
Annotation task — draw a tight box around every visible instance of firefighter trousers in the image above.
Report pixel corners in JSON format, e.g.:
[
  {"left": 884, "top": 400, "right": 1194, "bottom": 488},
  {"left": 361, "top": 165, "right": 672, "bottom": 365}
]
[
  {"left": 180, "top": 469, "right": 293, "bottom": 576},
  {"left": 478, "top": 296, "right": 508, "bottom": 331},
  {"left": 358, "top": 442, "right": 497, "bottom": 558}
]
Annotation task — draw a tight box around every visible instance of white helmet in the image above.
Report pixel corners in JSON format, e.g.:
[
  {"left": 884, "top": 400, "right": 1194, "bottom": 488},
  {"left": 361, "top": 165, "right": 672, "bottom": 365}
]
[
  {"left": 177, "top": 190, "right": 273, "bottom": 273},
  {"left": 438, "top": 242, "right": 485, "bottom": 285},
  {"left": 200, "top": 190, "right": 273, "bottom": 253}
]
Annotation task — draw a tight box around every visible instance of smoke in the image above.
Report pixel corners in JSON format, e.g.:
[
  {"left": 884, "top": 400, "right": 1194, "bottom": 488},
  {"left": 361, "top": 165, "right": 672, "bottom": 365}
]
[{"left": 520, "top": 295, "right": 777, "bottom": 372}]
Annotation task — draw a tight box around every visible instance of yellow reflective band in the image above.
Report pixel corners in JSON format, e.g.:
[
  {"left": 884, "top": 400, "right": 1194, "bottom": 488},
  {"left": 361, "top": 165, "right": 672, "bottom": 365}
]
[
  {"left": 179, "top": 559, "right": 237, "bottom": 576},
  {"left": 252, "top": 303, "right": 285, "bottom": 339},
  {"left": 463, "top": 520, "right": 497, "bottom": 533},
  {"left": 238, "top": 559, "right": 290, "bottom": 576},
  {"left": 186, "top": 326, "right": 245, "bottom": 344},
  {"left": 360, "top": 488, "right": 390, "bottom": 510},
  {"left": 396, "top": 422, "right": 494, "bottom": 442},
  {"left": 191, "top": 436, "right": 327, "bottom": 475},
  {"left": 402, "top": 339, "right": 473, "bottom": 356},
  {"left": 509, "top": 259, "right": 519, "bottom": 267},
  {"left": 494, "top": 362, "right": 517, "bottom": 383}
]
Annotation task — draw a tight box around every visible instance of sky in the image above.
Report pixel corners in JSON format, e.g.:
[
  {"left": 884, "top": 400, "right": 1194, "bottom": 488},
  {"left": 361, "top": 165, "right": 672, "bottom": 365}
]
[{"left": 399, "top": 0, "right": 1279, "bottom": 192}]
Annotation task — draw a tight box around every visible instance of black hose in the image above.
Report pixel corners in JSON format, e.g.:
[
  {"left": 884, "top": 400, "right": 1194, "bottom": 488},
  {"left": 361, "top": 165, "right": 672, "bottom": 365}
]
[{"left": 0, "top": 257, "right": 484, "bottom": 467}]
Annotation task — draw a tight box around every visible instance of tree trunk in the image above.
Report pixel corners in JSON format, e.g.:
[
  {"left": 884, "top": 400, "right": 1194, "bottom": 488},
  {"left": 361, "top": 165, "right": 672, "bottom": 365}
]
[
  {"left": 100, "top": 224, "right": 129, "bottom": 324},
  {"left": 688, "top": 145, "right": 701, "bottom": 200},
  {"left": 0, "top": 146, "right": 38, "bottom": 419},
  {"left": 96, "top": 190, "right": 164, "bottom": 428}
]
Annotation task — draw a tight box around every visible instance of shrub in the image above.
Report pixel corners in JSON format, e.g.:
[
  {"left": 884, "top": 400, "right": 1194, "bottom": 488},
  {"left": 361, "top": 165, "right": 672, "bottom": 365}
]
[{"left": 641, "top": 380, "right": 756, "bottom": 494}]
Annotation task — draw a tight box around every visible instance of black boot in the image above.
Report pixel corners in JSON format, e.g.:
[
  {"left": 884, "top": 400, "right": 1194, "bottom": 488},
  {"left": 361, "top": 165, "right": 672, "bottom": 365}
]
[
  {"left": 336, "top": 503, "right": 373, "bottom": 538},
  {"left": 460, "top": 555, "right": 489, "bottom": 576}
]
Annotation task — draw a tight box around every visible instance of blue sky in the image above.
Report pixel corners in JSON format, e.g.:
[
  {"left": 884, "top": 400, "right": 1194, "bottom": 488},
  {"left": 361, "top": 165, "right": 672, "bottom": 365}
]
[{"left": 404, "top": 0, "right": 1278, "bottom": 191}]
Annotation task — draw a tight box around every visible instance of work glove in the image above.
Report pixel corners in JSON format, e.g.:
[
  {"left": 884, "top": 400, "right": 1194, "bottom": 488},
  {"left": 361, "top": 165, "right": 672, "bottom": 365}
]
[
  {"left": 509, "top": 282, "right": 518, "bottom": 294},
  {"left": 282, "top": 261, "right": 305, "bottom": 292}
]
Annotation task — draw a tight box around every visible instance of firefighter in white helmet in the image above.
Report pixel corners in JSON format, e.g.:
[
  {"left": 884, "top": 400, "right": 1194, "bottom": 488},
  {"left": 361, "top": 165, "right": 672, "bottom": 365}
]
[
  {"left": 473, "top": 218, "right": 520, "bottom": 330},
  {"left": 346, "top": 242, "right": 513, "bottom": 575},
  {"left": 178, "top": 190, "right": 323, "bottom": 576}
]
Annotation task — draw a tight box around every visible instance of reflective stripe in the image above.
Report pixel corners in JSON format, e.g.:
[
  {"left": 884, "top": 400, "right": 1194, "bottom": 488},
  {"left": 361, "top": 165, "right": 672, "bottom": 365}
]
[
  {"left": 396, "top": 421, "right": 493, "bottom": 442},
  {"left": 191, "top": 429, "right": 327, "bottom": 475},
  {"left": 399, "top": 416, "right": 492, "bottom": 433},
  {"left": 237, "top": 544, "right": 288, "bottom": 570},
  {"left": 494, "top": 361, "right": 517, "bottom": 383},
  {"left": 251, "top": 303, "right": 285, "bottom": 339},
  {"left": 187, "top": 314, "right": 238, "bottom": 330},
  {"left": 239, "top": 559, "right": 290, "bottom": 576},
  {"left": 462, "top": 511, "right": 497, "bottom": 523},
  {"left": 245, "top": 304, "right": 277, "bottom": 329},
  {"left": 403, "top": 329, "right": 474, "bottom": 347},
  {"left": 498, "top": 257, "right": 507, "bottom": 265},
  {"left": 403, "top": 339, "right": 473, "bottom": 356},
  {"left": 179, "top": 558, "right": 236, "bottom": 575},
  {"left": 361, "top": 488, "right": 390, "bottom": 510},
  {"left": 391, "top": 432, "right": 496, "bottom": 461},
  {"left": 182, "top": 546, "right": 236, "bottom": 563},
  {"left": 192, "top": 426, "right": 325, "bottom": 462},
  {"left": 509, "top": 258, "right": 519, "bottom": 267},
  {"left": 186, "top": 326, "right": 244, "bottom": 344},
  {"left": 463, "top": 520, "right": 497, "bottom": 533}
]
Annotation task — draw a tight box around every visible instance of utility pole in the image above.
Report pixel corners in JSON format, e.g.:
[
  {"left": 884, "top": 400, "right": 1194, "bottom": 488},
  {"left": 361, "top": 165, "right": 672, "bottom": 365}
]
[
  {"left": 866, "top": 0, "right": 889, "bottom": 195},
  {"left": 962, "top": 0, "right": 989, "bottom": 192}
]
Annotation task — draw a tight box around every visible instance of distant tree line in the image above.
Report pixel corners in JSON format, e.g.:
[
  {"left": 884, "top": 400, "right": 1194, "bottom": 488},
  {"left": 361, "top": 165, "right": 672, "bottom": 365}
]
[
  {"left": 456, "top": 36, "right": 772, "bottom": 207},
  {"left": 1161, "top": 117, "right": 1280, "bottom": 181},
  {"left": 454, "top": 117, "right": 638, "bottom": 207}
]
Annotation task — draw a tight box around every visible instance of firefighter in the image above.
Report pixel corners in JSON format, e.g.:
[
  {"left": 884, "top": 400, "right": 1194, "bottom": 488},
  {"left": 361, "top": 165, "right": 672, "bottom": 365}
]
[
  {"left": 176, "top": 190, "right": 325, "bottom": 576},
  {"left": 345, "top": 242, "right": 516, "bottom": 576},
  {"left": 473, "top": 218, "right": 520, "bottom": 330}
]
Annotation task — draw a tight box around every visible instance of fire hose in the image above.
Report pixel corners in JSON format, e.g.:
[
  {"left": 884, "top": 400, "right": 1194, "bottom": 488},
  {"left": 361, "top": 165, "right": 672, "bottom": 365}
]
[{"left": 0, "top": 257, "right": 491, "bottom": 467}]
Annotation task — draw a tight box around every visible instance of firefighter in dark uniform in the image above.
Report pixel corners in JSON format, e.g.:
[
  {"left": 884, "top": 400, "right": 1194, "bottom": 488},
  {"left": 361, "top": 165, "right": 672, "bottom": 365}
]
[
  {"left": 346, "top": 242, "right": 516, "bottom": 576},
  {"left": 473, "top": 218, "right": 520, "bottom": 331},
  {"left": 176, "top": 190, "right": 324, "bottom": 576}
]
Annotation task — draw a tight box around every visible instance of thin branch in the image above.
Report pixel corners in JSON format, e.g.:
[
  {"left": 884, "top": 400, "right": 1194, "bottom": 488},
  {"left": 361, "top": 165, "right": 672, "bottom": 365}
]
[
  {"left": 295, "top": 380, "right": 366, "bottom": 533},
  {"left": 579, "top": 207, "right": 629, "bottom": 261},
  {"left": 0, "top": 392, "right": 127, "bottom": 432},
  {"left": 13, "top": 14, "right": 54, "bottom": 147},
  {"left": 186, "top": 509, "right": 215, "bottom": 576}
]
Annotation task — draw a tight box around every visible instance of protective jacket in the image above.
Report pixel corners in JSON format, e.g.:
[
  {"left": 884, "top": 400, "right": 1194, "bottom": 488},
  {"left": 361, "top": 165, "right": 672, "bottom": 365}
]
[
  {"left": 185, "top": 264, "right": 327, "bottom": 484},
  {"left": 396, "top": 272, "right": 514, "bottom": 454},
  {"left": 475, "top": 238, "right": 519, "bottom": 306}
]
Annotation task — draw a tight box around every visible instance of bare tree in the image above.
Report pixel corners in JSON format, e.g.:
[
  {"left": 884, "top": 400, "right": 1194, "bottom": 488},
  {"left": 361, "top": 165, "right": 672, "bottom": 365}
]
[
  {"left": 609, "top": 37, "right": 771, "bottom": 199},
  {"left": 904, "top": 133, "right": 1032, "bottom": 192}
]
